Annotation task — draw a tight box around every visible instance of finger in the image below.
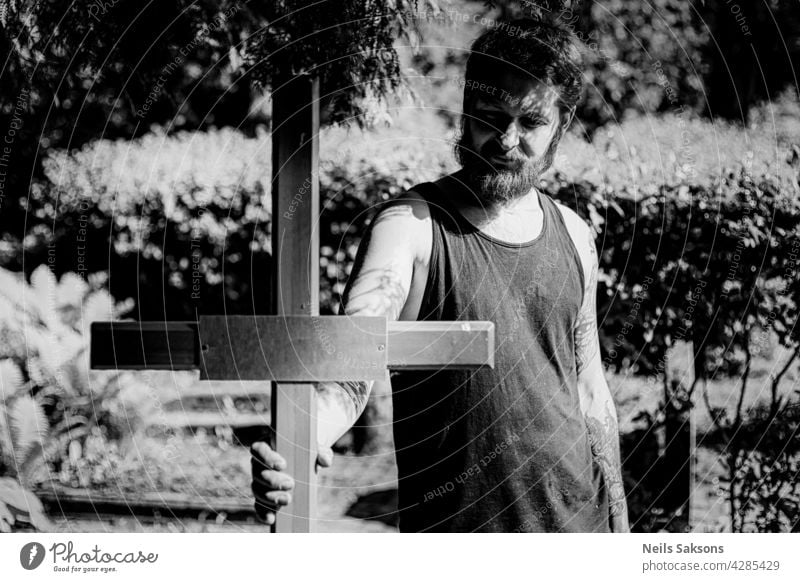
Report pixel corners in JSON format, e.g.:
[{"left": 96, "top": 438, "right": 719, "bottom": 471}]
[
  {"left": 254, "top": 501, "right": 277, "bottom": 526},
  {"left": 316, "top": 446, "right": 334, "bottom": 470},
  {"left": 251, "top": 480, "right": 288, "bottom": 513},
  {"left": 254, "top": 489, "right": 288, "bottom": 510},
  {"left": 253, "top": 469, "right": 295, "bottom": 491},
  {"left": 250, "top": 442, "right": 287, "bottom": 470},
  {"left": 265, "top": 491, "right": 293, "bottom": 506},
  {"left": 257, "top": 512, "right": 276, "bottom": 526}
]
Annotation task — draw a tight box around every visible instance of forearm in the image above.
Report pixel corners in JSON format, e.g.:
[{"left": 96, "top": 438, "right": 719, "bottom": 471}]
[
  {"left": 313, "top": 197, "right": 424, "bottom": 451},
  {"left": 584, "top": 395, "right": 629, "bottom": 532},
  {"left": 315, "top": 380, "right": 372, "bottom": 449}
]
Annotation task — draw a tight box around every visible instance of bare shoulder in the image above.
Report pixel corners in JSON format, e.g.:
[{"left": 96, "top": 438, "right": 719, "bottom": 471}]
[
  {"left": 368, "top": 187, "right": 433, "bottom": 264},
  {"left": 552, "top": 200, "right": 596, "bottom": 280},
  {"left": 392, "top": 188, "right": 433, "bottom": 220}
]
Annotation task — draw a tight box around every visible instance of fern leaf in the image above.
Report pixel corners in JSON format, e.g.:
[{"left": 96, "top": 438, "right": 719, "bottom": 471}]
[
  {"left": 30, "top": 265, "right": 61, "bottom": 330},
  {"left": 0, "top": 359, "right": 24, "bottom": 400},
  {"left": 9, "top": 396, "right": 49, "bottom": 469},
  {"left": 79, "top": 290, "right": 117, "bottom": 339},
  {"left": 18, "top": 440, "right": 45, "bottom": 484},
  {"left": 0, "top": 269, "right": 30, "bottom": 311},
  {"left": 0, "top": 268, "right": 41, "bottom": 327},
  {"left": 0, "top": 360, "right": 23, "bottom": 472},
  {"left": 0, "top": 295, "right": 16, "bottom": 326},
  {"left": 57, "top": 272, "right": 89, "bottom": 310},
  {"left": 26, "top": 329, "right": 58, "bottom": 380}
]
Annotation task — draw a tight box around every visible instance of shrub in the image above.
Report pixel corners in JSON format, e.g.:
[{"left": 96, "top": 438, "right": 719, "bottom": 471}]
[
  {"left": 0, "top": 264, "right": 150, "bottom": 530},
  {"left": 547, "top": 114, "right": 800, "bottom": 385},
  {"left": 21, "top": 114, "right": 455, "bottom": 318},
  {"left": 21, "top": 112, "right": 800, "bottom": 378},
  {"left": 717, "top": 399, "right": 800, "bottom": 532}
]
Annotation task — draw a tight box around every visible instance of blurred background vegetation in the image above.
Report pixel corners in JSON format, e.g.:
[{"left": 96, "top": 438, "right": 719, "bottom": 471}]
[{"left": 2, "top": 0, "right": 800, "bottom": 532}]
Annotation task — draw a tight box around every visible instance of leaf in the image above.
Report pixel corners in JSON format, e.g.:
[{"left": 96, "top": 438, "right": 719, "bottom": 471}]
[
  {"left": 57, "top": 272, "right": 89, "bottom": 309},
  {"left": 0, "top": 359, "right": 24, "bottom": 398},
  {"left": 0, "top": 476, "right": 44, "bottom": 515},
  {"left": 0, "top": 268, "right": 29, "bottom": 309},
  {"left": 80, "top": 289, "right": 116, "bottom": 331},
  {"left": 0, "top": 477, "right": 50, "bottom": 532},
  {"left": 0, "top": 294, "right": 16, "bottom": 325},
  {"left": 17, "top": 440, "right": 46, "bottom": 484},
  {"left": 54, "top": 330, "right": 88, "bottom": 385},
  {"left": 26, "top": 328, "right": 63, "bottom": 380},
  {"left": 9, "top": 395, "right": 49, "bottom": 469},
  {"left": 30, "top": 264, "right": 60, "bottom": 329}
]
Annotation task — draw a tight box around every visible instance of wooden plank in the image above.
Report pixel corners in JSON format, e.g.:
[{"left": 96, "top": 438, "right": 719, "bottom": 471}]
[
  {"left": 198, "top": 316, "right": 388, "bottom": 381},
  {"left": 91, "top": 320, "right": 495, "bottom": 372},
  {"left": 387, "top": 321, "right": 495, "bottom": 370},
  {"left": 156, "top": 411, "right": 269, "bottom": 430},
  {"left": 90, "top": 321, "right": 198, "bottom": 370},
  {"left": 164, "top": 382, "right": 272, "bottom": 401},
  {"left": 271, "top": 72, "right": 320, "bottom": 533},
  {"left": 36, "top": 484, "right": 254, "bottom": 521}
]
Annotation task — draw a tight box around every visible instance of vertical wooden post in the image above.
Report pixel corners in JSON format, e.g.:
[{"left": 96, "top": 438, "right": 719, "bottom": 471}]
[
  {"left": 271, "top": 73, "right": 320, "bottom": 533},
  {"left": 662, "top": 380, "right": 695, "bottom": 532}
]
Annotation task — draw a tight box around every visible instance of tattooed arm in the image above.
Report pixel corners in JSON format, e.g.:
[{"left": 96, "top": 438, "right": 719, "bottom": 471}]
[
  {"left": 315, "top": 197, "right": 432, "bottom": 448},
  {"left": 251, "top": 193, "right": 432, "bottom": 523},
  {"left": 558, "top": 204, "right": 630, "bottom": 533}
]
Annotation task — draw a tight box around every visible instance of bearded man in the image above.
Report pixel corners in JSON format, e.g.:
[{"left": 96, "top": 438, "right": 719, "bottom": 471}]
[{"left": 251, "top": 17, "right": 630, "bottom": 533}]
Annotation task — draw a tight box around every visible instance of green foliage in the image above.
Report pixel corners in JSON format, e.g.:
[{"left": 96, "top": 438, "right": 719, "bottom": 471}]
[
  {"left": 21, "top": 110, "right": 800, "bottom": 381},
  {"left": 721, "top": 399, "right": 800, "bottom": 532},
  {"left": 0, "top": 0, "right": 434, "bottom": 275},
  {"left": 241, "top": 0, "right": 429, "bottom": 127},
  {"left": 571, "top": 0, "right": 708, "bottom": 131},
  {"left": 55, "top": 428, "right": 124, "bottom": 490},
  {"left": 0, "top": 476, "right": 49, "bottom": 532},
  {"left": 485, "top": 0, "right": 800, "bottom": 129},
  {"left": 0, "top": 264, "right": 150, "bottom": 530},
  {"left": 22, "top": 115, "right": 455, "bottom": 318},
  {"left": 546, "top": 113, "right": 800, "bottom": 383},
  {"left": 0, "top": 0, "right": 430, "bottom": 175}
]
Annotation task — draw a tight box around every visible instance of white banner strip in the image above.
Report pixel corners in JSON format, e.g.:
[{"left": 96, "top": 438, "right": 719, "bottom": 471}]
[{"left": 2, "top": 533, "right": 799, "bottom": 582}]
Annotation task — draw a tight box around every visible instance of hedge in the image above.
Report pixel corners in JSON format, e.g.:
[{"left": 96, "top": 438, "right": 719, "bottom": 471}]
[{"left": 9, "top": 110, "right": 800, "bottom": 380}]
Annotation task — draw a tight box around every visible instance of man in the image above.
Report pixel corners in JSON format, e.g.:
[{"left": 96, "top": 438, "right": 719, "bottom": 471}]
[{"left": 251, "top": 18, "right": 629, "bottom": 533}]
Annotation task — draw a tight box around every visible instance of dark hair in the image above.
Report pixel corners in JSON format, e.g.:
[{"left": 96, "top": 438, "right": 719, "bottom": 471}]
[{"left": 463, "top": 17, "right": 583, "bottom": 116}]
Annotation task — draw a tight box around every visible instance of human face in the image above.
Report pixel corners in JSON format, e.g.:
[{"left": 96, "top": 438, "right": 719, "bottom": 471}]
[{"left": 457, "top": 72, "right": 568, "bottom": 204}]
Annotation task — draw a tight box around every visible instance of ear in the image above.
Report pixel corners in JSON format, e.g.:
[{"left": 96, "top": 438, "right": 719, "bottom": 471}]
[{"left": 560, "top": 105, "right": 577, "bottom": 131}]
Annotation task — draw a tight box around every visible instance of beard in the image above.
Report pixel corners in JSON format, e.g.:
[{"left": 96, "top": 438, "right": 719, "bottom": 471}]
[{"left": 455, "top": 124, "right": 563, "bottom": 205}]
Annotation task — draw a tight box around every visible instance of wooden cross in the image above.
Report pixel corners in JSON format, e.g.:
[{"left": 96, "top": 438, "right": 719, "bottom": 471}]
[{"left": 89, "top": 74, "right": 495, "bottom": 532}]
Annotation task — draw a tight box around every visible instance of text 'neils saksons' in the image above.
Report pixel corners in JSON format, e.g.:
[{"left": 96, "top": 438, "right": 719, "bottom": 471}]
[{"left": 643, "top": 543, "right": 724, "bottom": 554}]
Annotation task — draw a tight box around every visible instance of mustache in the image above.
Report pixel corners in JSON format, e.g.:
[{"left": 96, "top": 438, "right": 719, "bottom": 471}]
[{"left": 480, "top": 144, "right": 526, "bottom": 161}]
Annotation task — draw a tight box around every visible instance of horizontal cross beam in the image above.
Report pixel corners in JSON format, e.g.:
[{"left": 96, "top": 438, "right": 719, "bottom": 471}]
[{"left": 90, "top": 317, "right": 495, "bottom": 379}]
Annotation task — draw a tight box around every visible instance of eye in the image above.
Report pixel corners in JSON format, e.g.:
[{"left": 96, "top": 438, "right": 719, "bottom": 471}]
[
  {"left": 475, "top": 110, "right": 504, "bottom": 127},
  {"left": 520, "top": 117, "right": 545, "bottom": 130}
]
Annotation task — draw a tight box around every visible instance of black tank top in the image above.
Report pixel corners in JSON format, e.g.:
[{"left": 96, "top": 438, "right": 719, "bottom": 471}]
[{"left": 391, "top": 181, "right": 609, "bottom": 532}]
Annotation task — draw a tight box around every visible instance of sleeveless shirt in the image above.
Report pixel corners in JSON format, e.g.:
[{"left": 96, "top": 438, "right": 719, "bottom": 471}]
[{"left": 391, "top": 181, "right": 610, "bottom": 532}]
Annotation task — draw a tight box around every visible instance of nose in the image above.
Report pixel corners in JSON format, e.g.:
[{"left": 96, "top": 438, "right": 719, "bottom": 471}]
[{"left": 498, "top": 119, "right": 519, "bottom": 151}]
